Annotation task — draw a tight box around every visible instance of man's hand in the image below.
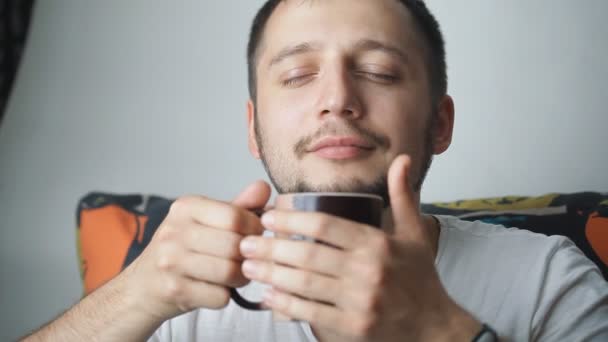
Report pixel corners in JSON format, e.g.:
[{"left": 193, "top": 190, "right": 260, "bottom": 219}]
[
  {"left": 239, "top": 155, "right": 481, "bottom": 341},
  {"left": 22, "top": 181, "right": 272, "bottom": 342},
  {"left": 121, "top": 180, "right": 272, "bottom": 322}
]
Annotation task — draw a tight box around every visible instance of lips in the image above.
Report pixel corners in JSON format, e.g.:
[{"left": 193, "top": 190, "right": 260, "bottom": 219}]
[
  {"left": 308, "top": 136, "right": 375, "bottom": 152},
  {"left": 307, "top": 136, "right": 375, "bottom": 160}
]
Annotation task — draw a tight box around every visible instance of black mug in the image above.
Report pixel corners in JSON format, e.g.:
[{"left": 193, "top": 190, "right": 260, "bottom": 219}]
[{"left": 231, "top": 192, "right": 385, "bottom": 311}]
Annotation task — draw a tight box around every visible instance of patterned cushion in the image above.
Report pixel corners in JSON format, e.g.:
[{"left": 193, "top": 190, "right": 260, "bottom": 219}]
[
  {"left": 76, "top": 192, "right": 172, "bottom": 294},
  {"left": 76, "top": 192, "right": 608, "bottom": 294},
  {"left": 422, "top": 192, "right": 608, "bottom": 280}
]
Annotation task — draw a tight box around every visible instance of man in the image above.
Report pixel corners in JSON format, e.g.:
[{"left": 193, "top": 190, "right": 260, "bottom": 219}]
[{"left": 24, "top": 0, "right": 608, "bottom": 341}]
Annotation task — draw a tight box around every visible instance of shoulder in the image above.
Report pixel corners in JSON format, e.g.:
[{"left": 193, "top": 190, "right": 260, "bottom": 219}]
[
  {"left": 433, "top": 214, "right": 605, "bottom": 309},
  {"left": 434, "top": 214, "right": 571, "bottom": 263},
  {"left": 434, "top": 215, "right": 608, "bottom": 340},
  {"left": 434, "top": 214, "right": 605, "bottom": 281}
]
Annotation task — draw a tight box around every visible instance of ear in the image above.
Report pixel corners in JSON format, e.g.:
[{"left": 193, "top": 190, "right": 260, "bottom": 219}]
[
  {"left": 247, "top": 99, "right": 261, "bottom": 159},
  {"left": 431, "top": 95, "right": 455, "bottom": 155}
]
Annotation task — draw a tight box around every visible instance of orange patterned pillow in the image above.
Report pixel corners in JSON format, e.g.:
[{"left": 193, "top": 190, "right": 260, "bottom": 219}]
[{"left": 76, "top": 193, "right": 172, "bottom": 294}]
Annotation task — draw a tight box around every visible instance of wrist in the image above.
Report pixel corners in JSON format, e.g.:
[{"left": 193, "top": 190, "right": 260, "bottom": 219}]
[
  {"left": 22, "top": 268, "right": 165, "bottom": 341},
  {"left": 116, "top": 263, "right": 168, "bottom": 327}
]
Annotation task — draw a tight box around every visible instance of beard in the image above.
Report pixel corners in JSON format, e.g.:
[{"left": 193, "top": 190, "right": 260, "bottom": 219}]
[{"left": 255, "top": 113, "right": 435, "bottom": 206}]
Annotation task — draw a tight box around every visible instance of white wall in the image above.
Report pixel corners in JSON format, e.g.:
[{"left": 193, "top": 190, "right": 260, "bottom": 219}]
[
  {"left": 426, "top": 0, "right": 608, "bottom": 200},
  {"left": 0, "top": 0, "right": 606, "bottom": 340}
]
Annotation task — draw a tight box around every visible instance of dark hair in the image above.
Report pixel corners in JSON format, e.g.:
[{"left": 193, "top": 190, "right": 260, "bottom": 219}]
[{"left": 246, "top": 0, "right": 447, "bottom": 104}]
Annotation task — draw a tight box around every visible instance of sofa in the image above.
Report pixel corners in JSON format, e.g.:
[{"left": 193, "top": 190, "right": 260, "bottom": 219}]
[{"left": 76, "top": 191, "right": 608, "bottom": 295}]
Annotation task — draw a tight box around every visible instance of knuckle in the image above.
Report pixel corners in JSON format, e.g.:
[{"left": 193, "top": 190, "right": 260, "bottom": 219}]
[
  {"left": 156, "top": 244, "right": 179, "bottom": 272},
  {"left": 207, "top": 287, "right": 231, "bottom": 309},
  {"left": 155, "top": 225, "right": 176, "bottom": 243},
  {"left": 225, "top": 208, "right": 246, "bottom": 232},
  {"left": 186, "top": 226, "right": 216, "bottom": 255},
  {"left": 224, "top": 235, "right": 242, "bottom": 260},
  {"left": 300, "top": 271, "right": 316, "bottom": 291},
  {"left": 185, "top": 226, "right": 202, "bottom": 247},
  {"left": 174, "top": 289, "right": 196, "bottom": 313},
  {"left": 257, "top": 263, "right": 271, "bottom": 283},
  {"left": 217, "top": 287, "right": 231, "bottom": 307},
  {"left": 163, "top": 278, "right": 184, "bottom": 300},
  {"left": 257, "top": 239, "right": 272, "bottom": 259},
  {"left": 311, "top": 216, "right": 330, "bottom": 239},
  {"left": 169, "top": 197, "right": 190, "bottom": 215},
  {"left": 300, "top": 244, "right": 317, "bottom": 264},
  {"left": 156, "top": 254, "right": 175, "bottom": 272},
  {"left": 222, "top": 261, "right": 243, "bottom": 283},
  {"left": 155, "top": 229, "right": 172, "bottom": 244}
]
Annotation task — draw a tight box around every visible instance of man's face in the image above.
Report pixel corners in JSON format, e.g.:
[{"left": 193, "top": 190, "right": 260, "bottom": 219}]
[{"left": 248, "top": 0, "right": 451, "bottom": 202}]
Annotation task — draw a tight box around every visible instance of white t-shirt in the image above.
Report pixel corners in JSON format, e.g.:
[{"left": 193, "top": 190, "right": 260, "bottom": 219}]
[{"left": 149, "top": 215, "right": 608, "bottom": 341}]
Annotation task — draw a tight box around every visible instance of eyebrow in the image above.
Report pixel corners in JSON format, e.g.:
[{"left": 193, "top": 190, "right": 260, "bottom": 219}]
[
  {"left": 354, "top": 39, "right": 409, "bottom": 62},
  {"left": 267, "top": 39, "right": 409, "bottom": 69},
  {"left": 268, "top": 42, "right": 321, "bottom": 69}
]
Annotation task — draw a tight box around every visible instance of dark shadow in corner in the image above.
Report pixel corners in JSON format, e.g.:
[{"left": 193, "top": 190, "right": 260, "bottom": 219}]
[{"left": 0, "top": 0, "right": 35, "bottom": 125}]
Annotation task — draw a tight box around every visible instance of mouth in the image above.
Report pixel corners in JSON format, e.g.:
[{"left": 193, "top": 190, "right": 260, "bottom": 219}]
[{"left": 307, "top": 136, "right": 375, "bottom": 160}]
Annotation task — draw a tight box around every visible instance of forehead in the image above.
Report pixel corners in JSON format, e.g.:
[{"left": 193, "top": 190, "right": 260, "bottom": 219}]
[{"left": 259, "top": 0, "right": 421, "bottom": 62}]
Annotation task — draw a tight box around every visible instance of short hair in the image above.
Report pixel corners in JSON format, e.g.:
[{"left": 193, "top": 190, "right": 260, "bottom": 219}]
[{"left": 246, "top": 0, "right": 447, "bottom": 104}]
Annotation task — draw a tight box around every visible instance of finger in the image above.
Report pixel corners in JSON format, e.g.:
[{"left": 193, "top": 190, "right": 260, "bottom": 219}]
[
  {"left": 166, "top": 251, "right": 248, "bottom": 288},
  {"left": 263, "top": 288, "right": 346, "bottom": 331},
  {"left": 240, "top": 235, "right": 347, "bottom": 277},
  {"left": 260, "top": 210, "right": 372, "bottom": 250},
  {"left": 182, "top": 225, "right": 245, "bottom": 261},
  {"left": 387, "top": 154, "right": 424, "bottom": 241},
  {"left": 242, "top": 260, "right": 340, "bottom": 305},
  {"left": 232, "top": 180, "right": 272, "bottom": 210},
  {"left": 171, "top": 196, "right": 264, "bottom": 235}
]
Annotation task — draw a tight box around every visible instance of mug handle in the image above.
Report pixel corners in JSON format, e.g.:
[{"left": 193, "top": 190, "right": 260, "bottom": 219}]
[
  {"left": 229, "top": 208, "right": 269, "bottom": 311},
  {"left": 230, "top": 287, "right": 266, "bottom": 310}
]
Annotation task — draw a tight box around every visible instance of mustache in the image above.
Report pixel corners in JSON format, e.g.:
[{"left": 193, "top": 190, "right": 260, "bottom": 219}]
[{"left": 293, "top": 121, "right": 391, "bottom": 159}]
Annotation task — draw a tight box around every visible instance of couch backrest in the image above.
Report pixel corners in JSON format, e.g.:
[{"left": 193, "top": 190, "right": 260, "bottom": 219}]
[{"left": 76, "top": 192, "right": 608, "bottom": 294}]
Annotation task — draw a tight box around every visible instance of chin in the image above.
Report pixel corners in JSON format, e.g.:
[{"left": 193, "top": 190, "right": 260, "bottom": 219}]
[{"left": 297, "top": 174, "right": 386, "bottom": 193}]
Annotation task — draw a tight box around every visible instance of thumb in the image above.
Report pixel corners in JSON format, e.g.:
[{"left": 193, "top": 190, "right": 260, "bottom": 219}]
[
  {"left": 232, "top": 180, "right": 272, "bottom": 210},
  {"left": 388, "top": 155, "right": 424, "bottom": 241}
]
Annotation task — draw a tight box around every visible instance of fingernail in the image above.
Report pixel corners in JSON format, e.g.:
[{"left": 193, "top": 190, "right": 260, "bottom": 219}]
[
  {"left": 240, "top": 238, "right": 257, "bottom": 255},
  {"left": 242, "top": 260, "right": 258, "bottom": 277},
  {"left": 261, "top": 212, "right": 275, "bottom": 227}
]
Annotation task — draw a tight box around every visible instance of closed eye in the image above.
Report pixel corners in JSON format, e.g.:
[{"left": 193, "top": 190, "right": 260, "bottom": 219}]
[
  {"left": 282, "top": 74, "right": 315, "bottom": 87},
  {"left": 357, "top": 72, "right": 400, "bottom": 84}
]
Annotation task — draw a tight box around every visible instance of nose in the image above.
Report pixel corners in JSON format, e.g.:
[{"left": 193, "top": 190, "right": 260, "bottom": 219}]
[{"left": 316, "top": 66, "right": 363, "bottom": 119}]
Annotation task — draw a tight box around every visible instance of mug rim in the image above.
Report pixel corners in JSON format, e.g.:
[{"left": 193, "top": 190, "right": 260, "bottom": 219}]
[{"left": 279, "top": 192, "right": 384, "bottom": 201}]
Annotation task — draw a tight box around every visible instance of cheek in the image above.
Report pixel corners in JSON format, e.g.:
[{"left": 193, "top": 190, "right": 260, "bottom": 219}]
[
  {"left": 257, "top": 106, "right": 308, "bottom": 152},
  {"left": 258, "top": 90, "right": 315, "bottom": 144},
  {"left": 370, "top": 93, "right": 423, "bottom": 137}
]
